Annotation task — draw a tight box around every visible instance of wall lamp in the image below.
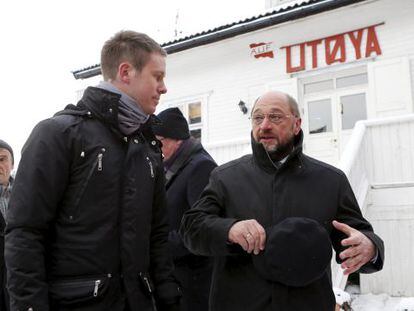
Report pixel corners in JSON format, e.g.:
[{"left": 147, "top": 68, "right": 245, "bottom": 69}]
[{"left": 238, "top": 100, "right": 248, "bottom": 114}]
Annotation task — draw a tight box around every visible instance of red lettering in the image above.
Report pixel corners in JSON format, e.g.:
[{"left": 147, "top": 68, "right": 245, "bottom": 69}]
[
  {"left": 254, "top": 51, "right": 274, "bottom": 59},
  {"left": 325, "top": 34, "right": 346, "bottom": 65},
  {"left": 306, "top": 39, "right": 322, "bottom": 69},
  {"left": 284, "top": 44, "right": 305, "bottom": 73},
  {"left": 348, "top": 29, "right": 364, "bottom": 59},
  {"left": 277, "top": 23, "right": 384, "bottom": 74},
  {"left": 250, "top": 43, "right": 266, "bottom": 49},
  {"left": 365, "top": 26, "right": 382, "bottom": 57},
  {"left": 250, "top": 43, "right": 274, "bottom": 58}
]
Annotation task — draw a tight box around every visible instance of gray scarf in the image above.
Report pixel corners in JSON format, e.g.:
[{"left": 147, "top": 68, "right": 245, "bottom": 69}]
[
  {"left": 0, "top": 177, "right": 13, "bottom": 222},
  {"left": 97, "top": 81, "right": 149, "bottom": 135}
]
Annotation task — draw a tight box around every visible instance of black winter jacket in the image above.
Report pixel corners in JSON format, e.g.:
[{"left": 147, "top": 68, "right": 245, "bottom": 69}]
[
  {"left": 180, "top": 132, "right": 384, "bottom": 311},
  {"left": 164, "top": 139, "right": 216, "bottom": 311},
  {"left": 5, "top": 87, "right": 180, "bottom": 311}
]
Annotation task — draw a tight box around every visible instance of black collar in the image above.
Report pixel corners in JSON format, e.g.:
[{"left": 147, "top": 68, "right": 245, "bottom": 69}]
[{"left": 251, "top": 130, "right": 304, "bottom": 173}]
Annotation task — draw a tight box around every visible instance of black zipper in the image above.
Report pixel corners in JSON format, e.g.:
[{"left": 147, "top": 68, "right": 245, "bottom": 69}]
[{"left": 50, "top": 273, "right": 112, "bottom": 298}]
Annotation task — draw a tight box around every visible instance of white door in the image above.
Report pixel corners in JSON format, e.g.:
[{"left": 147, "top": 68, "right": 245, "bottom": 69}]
[
  {"left": 337, "top": 90, "right": 368, "bottom": 154},
  {"left": 301, "top": 69, "right": 369, "bottom": 166},
  {"left": 304, "top": 95, "right": 340, "bottom": 166}
]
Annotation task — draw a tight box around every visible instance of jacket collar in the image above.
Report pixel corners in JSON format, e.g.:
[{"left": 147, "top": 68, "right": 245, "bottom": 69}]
[
  {"left": 56, "top": 87, "right": 160, "bottom": 141},
  {"left": 79, "top": 86, "right": 121, "bottom": 127},
  {"left": 251, "top": 130, "right": 304, "bottom": 173}
]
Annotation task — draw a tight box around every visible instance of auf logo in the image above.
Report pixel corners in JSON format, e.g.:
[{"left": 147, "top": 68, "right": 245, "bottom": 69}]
[{"left": 250, "top": 42, "right": 274, "bottom": 59}]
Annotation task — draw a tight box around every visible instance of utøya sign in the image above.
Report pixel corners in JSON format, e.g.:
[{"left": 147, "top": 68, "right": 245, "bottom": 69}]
[{"left": 250, "top": 23, "right": 384, "bottom": 73}]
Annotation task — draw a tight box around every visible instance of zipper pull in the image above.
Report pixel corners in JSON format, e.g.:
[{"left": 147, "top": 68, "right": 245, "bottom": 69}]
[
  {"left": 93, "top": 280, "right": 101, "bottom": 297},
  {"left": 97, "top": 148, "right": 106, "bottom": 172},
  {"left": 143, "top": 276, "right": 153, "bottom": 294},
  {"left": 146, "top": 157, "right": 154, "bottom": 178},
  {"left": 97, "top": 154, "right": 103, "bottom": 171}
]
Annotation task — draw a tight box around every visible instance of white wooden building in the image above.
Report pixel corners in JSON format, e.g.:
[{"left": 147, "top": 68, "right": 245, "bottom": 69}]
[{"left": 73, "top": 0, "right": 414, "bottom": 297}]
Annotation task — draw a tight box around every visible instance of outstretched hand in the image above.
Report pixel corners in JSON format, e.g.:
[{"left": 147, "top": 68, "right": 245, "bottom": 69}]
[
  {"left": 332, "top": 220, "right": 376, "bottom": 275},
  {"left": 228, "top": 219, "right": 266, "bottom": 255}
]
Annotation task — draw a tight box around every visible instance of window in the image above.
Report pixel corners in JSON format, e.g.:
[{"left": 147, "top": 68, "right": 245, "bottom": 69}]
[
  {"left": 336, "top": 73, "right": 368, "bottom": 89},
  {"left": 308, "top": 99, "right": 332, "bottom": 134},
  {"left": 340, "top": 93, "right": 367, "bottom": 130},
  {"left": 187, "top": 102, "right": 202, "bottom": 140},
  {"left": 188, "top": 102, "right": 201, "bottom": 124},
  {"left": 304, "top": 80, "right": 334, "bottom": 94},
  {"left": 303, "top": 67, "right": 369, "bottom": 134},
  {"left": 165, "top": 100, "right": 204, "bottom": 141},
  {"left": 190, "top": 128, "right": 201, "bottom": 140}
]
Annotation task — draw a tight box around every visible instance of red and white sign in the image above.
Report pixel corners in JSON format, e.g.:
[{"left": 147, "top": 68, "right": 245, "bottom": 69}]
[
  {"left": 281, "top": 23, "right": 384, "bottom": 73},
  {"left": 249, "top": 42, "right": 274, "bottom": 59},
  {"left": 249, "top": 23, "right": 384, "bottom": 73}
]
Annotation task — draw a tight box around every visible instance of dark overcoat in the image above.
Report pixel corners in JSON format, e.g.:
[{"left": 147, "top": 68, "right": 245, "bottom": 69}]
[
  {"left": 164, "top": 139, "right": 216, "bottom": 311},
  {"left": 180, "top": 132, "right": 384, "bottom": 311},
  {"left": 1, "top": 210, "right": 9, "bottom": 311}
]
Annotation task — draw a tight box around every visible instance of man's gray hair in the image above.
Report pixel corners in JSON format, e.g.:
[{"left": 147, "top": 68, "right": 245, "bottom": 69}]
[
  {"left": 252, "top": 92, "right": 300, "bottom": 118},
  {"left": 286, "top": 94, "right": 300, "bottom": 118}
]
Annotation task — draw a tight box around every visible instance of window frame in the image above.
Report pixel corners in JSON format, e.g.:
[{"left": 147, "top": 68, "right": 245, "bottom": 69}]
[{"left": 158, "top": 93, "right": 210, "bottom": 143}]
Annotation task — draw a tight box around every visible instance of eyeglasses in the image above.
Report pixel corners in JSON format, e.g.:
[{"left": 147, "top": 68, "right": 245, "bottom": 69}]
[{"left": 250, "top": 113, "right": 295, "bottom": 125}]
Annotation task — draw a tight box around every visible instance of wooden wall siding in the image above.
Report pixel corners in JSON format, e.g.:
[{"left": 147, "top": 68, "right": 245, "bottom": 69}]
[
  {"left": 367, "top": 118, "right": 414, "bottom": 184},
  {"left": 333, "top": 115, "right": 414, "bottom": 293},
  {"left": 411, "top": 57, "right": 414, "bottom": 107},
  {"left": 205, "top": 138, "right": 251, "bottom": 165},
  {"left": 361, "top": 186, "right": 414, "bottom": 296}
]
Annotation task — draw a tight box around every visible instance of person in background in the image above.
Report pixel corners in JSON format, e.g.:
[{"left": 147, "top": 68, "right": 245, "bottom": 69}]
[
  {"left": 152, "top": 107, "right": 217, "bottom": 311},
  {"left": 0, "top": 139, "right": 13, "bottom": 311},
  {"left": 5, "top": 31, "right": 181, "bottom": 311},
  {"left": 180, "top": 90, "right": 384, "bottom": 311}
]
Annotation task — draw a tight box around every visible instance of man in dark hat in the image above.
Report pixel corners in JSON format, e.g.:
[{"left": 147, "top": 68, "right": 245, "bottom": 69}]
[
  {"left": 0, "top": 139, "right": 13, "bottom": 311},
  {"left": 180, "top": 91, "right": 384, "bottom": 311},
  {"left": 153, "top": 107, "right": 217, "bottom": 311}
]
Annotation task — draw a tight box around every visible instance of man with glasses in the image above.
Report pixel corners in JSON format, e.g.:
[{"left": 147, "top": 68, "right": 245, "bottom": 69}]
[{"left": 180, "top": 91, "right": 384, "bottom": 311}]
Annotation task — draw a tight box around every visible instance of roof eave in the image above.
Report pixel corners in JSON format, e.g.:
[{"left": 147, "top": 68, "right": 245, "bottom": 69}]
[
  {"left": 72, "top": 0, "right": 369, "bottom": 80},
  {"left": 163, "top": 0, "right": 368, "bottom": 54}
]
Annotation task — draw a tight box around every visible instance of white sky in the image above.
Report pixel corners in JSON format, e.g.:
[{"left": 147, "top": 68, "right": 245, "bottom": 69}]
[{"left": 0, "top": 0, "right": 264, "bottom": 166}]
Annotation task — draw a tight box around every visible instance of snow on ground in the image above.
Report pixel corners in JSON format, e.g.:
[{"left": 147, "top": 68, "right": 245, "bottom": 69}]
[
  {"left": 344, "top": 285, "right": 414, "bottom": 311},
  {"left": 351, "top": 294, "right": 414, "bottom": 311}
]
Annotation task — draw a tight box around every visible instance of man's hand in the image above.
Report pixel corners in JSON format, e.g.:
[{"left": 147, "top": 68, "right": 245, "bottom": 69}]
[
  {"left": 228, "top": 220, "right": 266, "bottom": 255},
  {"left": 332, "top": 220, "right": 376, "bottom": 275}
]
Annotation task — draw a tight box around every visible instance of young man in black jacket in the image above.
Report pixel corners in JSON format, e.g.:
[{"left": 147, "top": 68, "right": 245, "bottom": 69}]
[
  {"left": 5, "top": 31, "right": 180, "bottom": 311},
  {"left": 180, "top": 91, "right": 384, "bottom": 311},
  {"left": 153, "top": 108, "right": 217, "bottom": 311}
]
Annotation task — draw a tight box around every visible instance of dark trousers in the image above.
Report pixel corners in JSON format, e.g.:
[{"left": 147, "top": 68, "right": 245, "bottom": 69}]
[{"left": 175, "top": 257, "right": 212, "bottom": 311}]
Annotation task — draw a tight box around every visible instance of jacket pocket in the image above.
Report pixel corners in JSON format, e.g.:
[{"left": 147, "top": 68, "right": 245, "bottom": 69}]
[
  {"left": 49, "top": 274, "right": 110, "bottom": 305},
  {"left": 68, "top": 148, "right": 106, "bottom": 221}
]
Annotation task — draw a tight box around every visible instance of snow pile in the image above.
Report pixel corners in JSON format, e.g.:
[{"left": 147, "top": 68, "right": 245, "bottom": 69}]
[
  {"left": 350, "top": 294, "right": 414, "bottom": 311},
  {"left": 394, "top": 298, "right": 414, "bottom": 311},
  {"left": 334, "top": 287, "right": 351, "bottom": 305}
]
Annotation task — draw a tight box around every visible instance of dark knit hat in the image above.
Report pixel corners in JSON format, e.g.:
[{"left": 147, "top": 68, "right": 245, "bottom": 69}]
[
  {"left": 0, "top": 139, "right": 14, "bottom": 164},
  {"left": 253, "top": 217, "right": 332, "bottom": 287},
  {"left": 152, "top": 107, "right": 190, "bottom": 140}
]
